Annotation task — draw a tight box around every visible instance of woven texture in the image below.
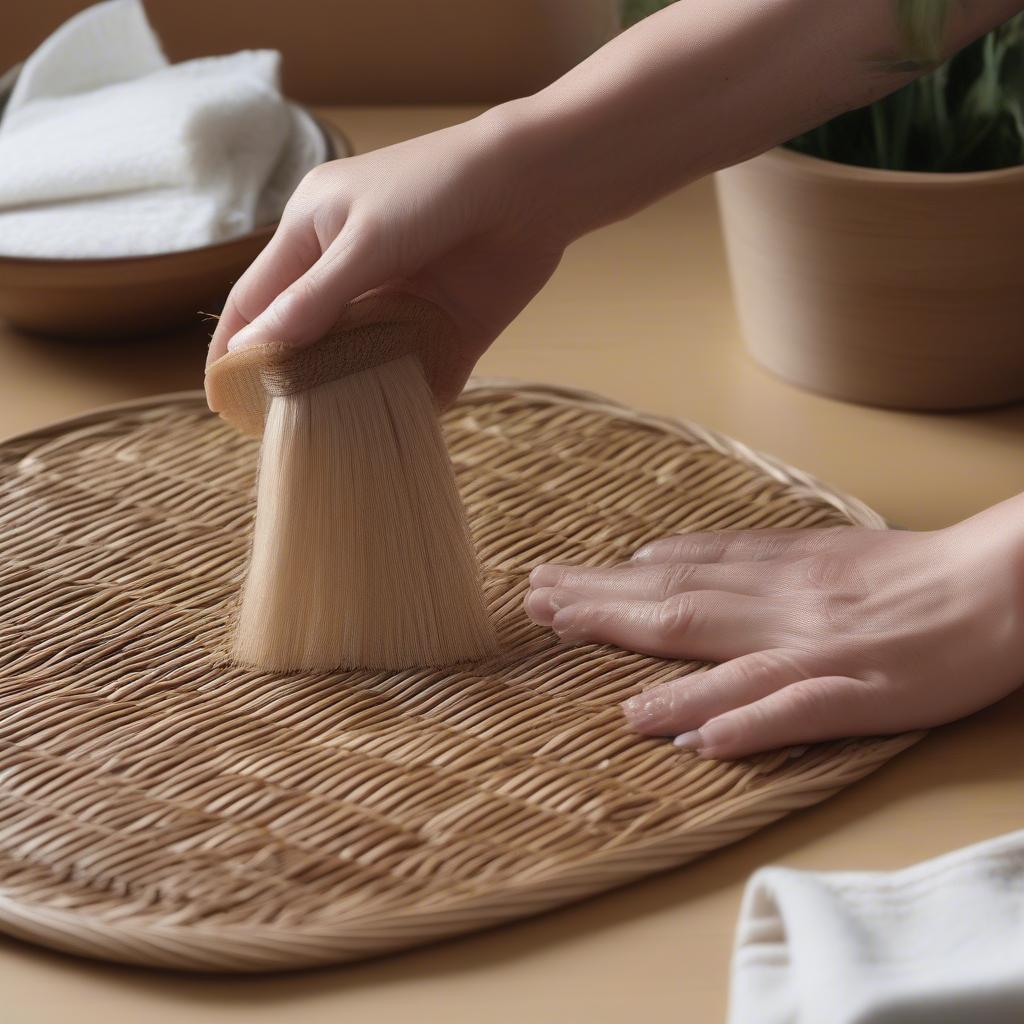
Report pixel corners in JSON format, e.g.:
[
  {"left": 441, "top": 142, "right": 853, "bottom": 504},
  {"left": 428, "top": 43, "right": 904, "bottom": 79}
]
[{"left": 0, "top": 383, "right": 921, "bottom": 972}]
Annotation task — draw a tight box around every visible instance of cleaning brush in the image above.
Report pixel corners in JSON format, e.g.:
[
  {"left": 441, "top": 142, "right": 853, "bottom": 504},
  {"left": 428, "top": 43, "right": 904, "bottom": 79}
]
[{"left": 205, "top": 291, "right": 497, "bottom": 672}]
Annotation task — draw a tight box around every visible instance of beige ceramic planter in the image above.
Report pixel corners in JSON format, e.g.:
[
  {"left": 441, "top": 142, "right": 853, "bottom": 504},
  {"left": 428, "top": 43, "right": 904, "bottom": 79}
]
[{"left": 715, "top": 148, "right": 1024, "bottom": 409}]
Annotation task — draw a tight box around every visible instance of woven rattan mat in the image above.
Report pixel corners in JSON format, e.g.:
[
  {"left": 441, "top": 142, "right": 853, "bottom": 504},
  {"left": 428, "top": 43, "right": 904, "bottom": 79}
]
[{"left": 0, "top": 381, "right": 921, "bottom": 971}]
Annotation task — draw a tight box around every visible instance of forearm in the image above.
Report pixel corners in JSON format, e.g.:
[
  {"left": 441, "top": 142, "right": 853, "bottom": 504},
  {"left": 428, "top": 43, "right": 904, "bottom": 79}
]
[{"left": 484, "top": 0, "right": 1024, "bottom": 242}]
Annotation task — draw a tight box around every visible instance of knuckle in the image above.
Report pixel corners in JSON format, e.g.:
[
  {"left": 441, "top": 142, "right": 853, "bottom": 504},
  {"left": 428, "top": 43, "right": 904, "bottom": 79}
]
[
  {"left": 779, "top": 682, "right": 832, "bottom": 727},
  {"left": 656, "top": 564, "right": 697, "bottom": 599},
  {"left": 280, "top": 191, "right": 306, "bottom": 224},
  {"left": 658, "top": 533, "right": 727, "bottom": 564},
  {"left": 701, "top": 533, "right": 731, "bottom": 563},
  {"left": 747, "top": 532, "right": 793, "bottom": 561},
  {"left": 806, "top": 526, "right": 858, "bottom": 550},
  {"left": 738, "top": 648, "right": 797, "bottom": 686},
  {"left": 652, "top": 537, "right": 690, "bottom": 564},
  {"left": 296, "top": 161, "right": 336, "bottom": 196},
  {"left": 799, "top": 552, "right": 850, "bottom": 590},
  {"left": 656, "top": 593, "right": 697, "bottom": 639},
  {"left": 287, "top": 165, "right": 349, "bottom": 230},
  {"left": 795, "top": 555, "right": 867, "bottom": 633},
  {"left": 281, "top": 276, "right": 318, "bottom": 311}
]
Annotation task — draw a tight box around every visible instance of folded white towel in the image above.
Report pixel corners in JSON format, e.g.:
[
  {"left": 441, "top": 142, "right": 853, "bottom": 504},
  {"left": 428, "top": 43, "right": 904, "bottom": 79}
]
[
  {"left": 0, "top": 0, "right": 326, "bottom": 258},
  {"left": 729, "top": 829, "right": 1024, "bottom": 1024}
]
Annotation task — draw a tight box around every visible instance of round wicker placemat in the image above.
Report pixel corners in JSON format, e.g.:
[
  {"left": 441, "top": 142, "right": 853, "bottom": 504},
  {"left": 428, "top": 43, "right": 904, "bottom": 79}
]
[{"left": 0, "top": 381, "right": 921, "bottom": 971}]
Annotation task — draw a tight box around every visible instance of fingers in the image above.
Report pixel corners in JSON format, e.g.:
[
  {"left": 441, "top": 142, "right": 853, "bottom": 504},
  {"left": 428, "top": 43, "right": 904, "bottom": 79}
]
[
  {"left": 523, "top": 587, "right": 588, "bottom": 626},
  {"left": 528, "top": 560, "right": 776, "bottom": 601},
  {"left": 527, "top": 590, "right": 783, "bottom": 662},
  {"left": 207, "top": 220, "right": 321, "bottom": 369},
  {"left": 631, "top": 526, "right": 853, "bottom": 565},
  {"left": 620, "top": 648, "right": 818, "bottom": 736},
  {"left": 220, "top": 221, "right": 389, "bottom": 354},
  {"left": 676, "top": 676, "right": 882, "bottom": 759}
]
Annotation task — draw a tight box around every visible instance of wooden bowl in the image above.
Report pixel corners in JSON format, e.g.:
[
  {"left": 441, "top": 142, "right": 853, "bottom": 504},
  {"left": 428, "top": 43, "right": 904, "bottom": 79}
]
[{"left": 0, "top": 81, "right": 351, "bottom": 338}]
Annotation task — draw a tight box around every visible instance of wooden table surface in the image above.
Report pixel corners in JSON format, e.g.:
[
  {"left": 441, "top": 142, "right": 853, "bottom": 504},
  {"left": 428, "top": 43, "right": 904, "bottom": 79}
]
[{"left": 3, "top": 105, "right": 1024, "bottom": 1024}]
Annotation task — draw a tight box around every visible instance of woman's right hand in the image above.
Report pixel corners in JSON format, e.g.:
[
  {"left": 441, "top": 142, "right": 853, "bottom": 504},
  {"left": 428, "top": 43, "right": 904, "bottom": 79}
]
[
  {"left": 207, "top": 108, "right": 564, "bottom": 407},
  {"left": 207, "top": 0, "right": 1024, "bottom": 410}
]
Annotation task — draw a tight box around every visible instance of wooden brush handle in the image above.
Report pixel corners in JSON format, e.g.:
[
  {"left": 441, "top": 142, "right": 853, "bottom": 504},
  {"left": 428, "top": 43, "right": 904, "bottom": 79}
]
[{"left": 205, "top": 291, "right": 459, "bottom": 436}]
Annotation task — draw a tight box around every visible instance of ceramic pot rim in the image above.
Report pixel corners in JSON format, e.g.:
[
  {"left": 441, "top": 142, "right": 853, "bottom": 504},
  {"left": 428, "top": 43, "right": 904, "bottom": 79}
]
[{"left": 758, "top": 145, "right": 1024, "bottom": 187}]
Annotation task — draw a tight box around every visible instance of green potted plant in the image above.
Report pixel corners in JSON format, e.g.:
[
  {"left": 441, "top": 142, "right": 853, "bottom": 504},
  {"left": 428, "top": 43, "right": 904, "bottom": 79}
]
[{"left": 631, "top": 2, "right": 1024, "bottom": 409}]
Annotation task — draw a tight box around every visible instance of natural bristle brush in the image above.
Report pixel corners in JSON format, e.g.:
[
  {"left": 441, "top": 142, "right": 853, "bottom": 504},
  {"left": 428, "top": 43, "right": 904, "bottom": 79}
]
[{"left": 205, "top": 291, "right": 497, "bottom": 672}]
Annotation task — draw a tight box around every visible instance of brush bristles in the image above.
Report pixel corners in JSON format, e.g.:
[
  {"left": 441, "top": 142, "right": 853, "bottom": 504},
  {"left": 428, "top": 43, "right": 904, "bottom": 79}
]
[{"left": 231, "top": 356, "right": 497, "bottom": 672}]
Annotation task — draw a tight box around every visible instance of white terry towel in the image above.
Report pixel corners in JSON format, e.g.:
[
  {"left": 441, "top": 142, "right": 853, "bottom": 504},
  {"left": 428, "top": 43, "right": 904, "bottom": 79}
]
[
  {"left": 0, "top": 0, "right": 326, "bottom": 258},
  {"left": 729, "top": 829, "right": 1024, "bottom": 1024}
]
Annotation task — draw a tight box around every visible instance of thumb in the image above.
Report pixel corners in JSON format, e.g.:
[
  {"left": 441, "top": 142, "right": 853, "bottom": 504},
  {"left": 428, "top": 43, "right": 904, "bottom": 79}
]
[
  {"left": 207, "top": 219, "right": 319, "bottom": 368},
  {"left": 226, "top": 223, "right": 387, "bottom": 353},
  {"left": 676, "top": 676, "right": 882, "bottom": 759}
]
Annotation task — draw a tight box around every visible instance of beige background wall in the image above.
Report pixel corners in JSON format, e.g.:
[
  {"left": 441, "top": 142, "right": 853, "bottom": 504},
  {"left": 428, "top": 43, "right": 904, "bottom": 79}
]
[{"left": 4, "top": 0, "right": 621, "bottom": 103}]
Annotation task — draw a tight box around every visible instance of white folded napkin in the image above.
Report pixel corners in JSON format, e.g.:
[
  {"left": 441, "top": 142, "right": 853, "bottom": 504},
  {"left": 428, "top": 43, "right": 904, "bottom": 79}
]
[
  {"left": 0, "top": 0, "right": 326, "bottom": 258},
  {"left": 729, "top": 829, "right": 1024, "bottom": 1024}
]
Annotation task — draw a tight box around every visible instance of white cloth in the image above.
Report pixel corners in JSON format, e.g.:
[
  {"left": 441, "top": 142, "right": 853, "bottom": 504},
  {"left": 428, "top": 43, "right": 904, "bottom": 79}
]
[
  {"left": 729, "top": 829, "right": 1024, "bottom": 1024},
  {"left": 0, "top": 0, "right": 325, "bottom": 257}
]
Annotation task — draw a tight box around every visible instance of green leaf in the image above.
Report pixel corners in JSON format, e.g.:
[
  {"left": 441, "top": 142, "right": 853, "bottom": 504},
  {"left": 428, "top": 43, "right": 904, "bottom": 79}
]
[
  {"left": 786, "top": 10, "right": 1024, "bottom": 172},
  {"left": 622, "top": 0, "right": 1024, "bottom": 172},
  {"left": 897, "top": 0, "right": 954, "bottom": 65}
]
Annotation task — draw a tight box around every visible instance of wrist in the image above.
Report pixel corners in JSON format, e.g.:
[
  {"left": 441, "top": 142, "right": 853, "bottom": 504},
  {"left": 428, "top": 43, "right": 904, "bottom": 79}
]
[
  {"left": 470, "top": 95, "right": 595, "bottom": 251},
  {"left": 944, "top": 493, "right": 1024, "bottom": 657}
]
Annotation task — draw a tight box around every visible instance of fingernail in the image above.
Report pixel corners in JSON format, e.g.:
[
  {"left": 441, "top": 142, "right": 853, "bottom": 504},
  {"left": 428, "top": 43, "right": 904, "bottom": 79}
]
[
  {"left": 621, "top": 683, "right": 678, "bottom": 733},
  {"left": 529, "top": 564, "right": 562, "bottom": 588},
  {"left": 549, "top": 588, "right": 577, "bottom": 612},
  {"left": 527, "top": 587, "right": 584, "bottom": 631},
  {"left": 551, "top": 605, "right": 587, "bottom": 642},
  {"left": 226, "top": 321, "right": 263, "bottom": 353},
  {"left": 673, "top": 729, "right": 702, "bottom": 750},
  {"left": 523, "top": 587, "right": 558, "bottom": 627},
  {"left": 621, "top": 694, "right": 647, "bottom": 727},
  {"left": 523, "top": 588, "right": 544, "bottom": 624},
  {"left": 631, "top": 540, "right": 670, "bottom": 563},
  {"left": 691, "top": 717, "right": 735, "bottom": 756}
]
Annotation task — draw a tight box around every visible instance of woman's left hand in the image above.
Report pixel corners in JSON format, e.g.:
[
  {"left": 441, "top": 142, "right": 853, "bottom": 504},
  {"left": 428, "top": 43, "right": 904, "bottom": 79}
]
[{"left": 523, "top": 501, "right": 1024, "bottom": 759}]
